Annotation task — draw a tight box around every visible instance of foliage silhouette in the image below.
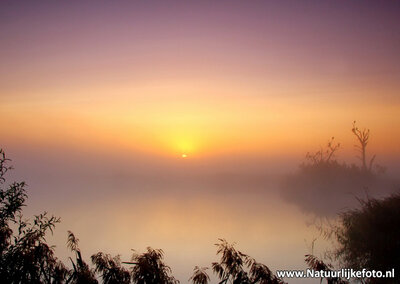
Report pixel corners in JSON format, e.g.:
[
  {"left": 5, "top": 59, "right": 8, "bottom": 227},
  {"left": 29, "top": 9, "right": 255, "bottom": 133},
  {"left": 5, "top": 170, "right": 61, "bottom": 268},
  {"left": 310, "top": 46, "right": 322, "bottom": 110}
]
[
  {"left": 281, "top": 123, "right": 389, "bottom": 215},
  {"left": 304, "top": 254, "right": 348, "bottom": 284},
  {"left": 211, "top": 239, "right": 286, "bottom": 284},
  {"left": 0, "top": 149, "right": 69, "bottom": 284},
  {"left": 189, "top": 266, "right": 210, "bottom": 284},
  {"left": 123, "top": 247, "right": 179, "bottom": 284},
  {"left": 332, "top": 194, "right": 400, "bottom": 283},
  {"left": 66, "top": 231, "right": 97, "bottom": 284},
  {"left": 91, "top": 252, "right": 130, "bottom": 284}
]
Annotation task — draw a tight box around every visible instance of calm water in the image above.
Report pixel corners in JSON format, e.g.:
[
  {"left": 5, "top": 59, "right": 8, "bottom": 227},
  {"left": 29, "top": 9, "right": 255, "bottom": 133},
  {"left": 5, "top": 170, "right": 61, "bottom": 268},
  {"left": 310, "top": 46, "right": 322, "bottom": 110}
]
[{"left": 12, "top": 152, "right": 329, "bottom": 284}]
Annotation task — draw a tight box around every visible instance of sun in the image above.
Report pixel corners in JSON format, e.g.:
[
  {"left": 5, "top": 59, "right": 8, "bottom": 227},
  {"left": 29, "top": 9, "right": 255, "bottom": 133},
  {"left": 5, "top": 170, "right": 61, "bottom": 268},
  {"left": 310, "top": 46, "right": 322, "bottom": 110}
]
[{"left": 181, "top": 154, "right": 188, "bottom": 158}]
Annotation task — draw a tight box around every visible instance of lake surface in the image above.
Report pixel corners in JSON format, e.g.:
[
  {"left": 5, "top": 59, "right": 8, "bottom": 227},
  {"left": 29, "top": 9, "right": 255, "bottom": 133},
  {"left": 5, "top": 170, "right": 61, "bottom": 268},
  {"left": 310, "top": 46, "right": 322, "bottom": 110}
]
[{"left": 12, "top": 153, "right": 330, "bottom": 284}]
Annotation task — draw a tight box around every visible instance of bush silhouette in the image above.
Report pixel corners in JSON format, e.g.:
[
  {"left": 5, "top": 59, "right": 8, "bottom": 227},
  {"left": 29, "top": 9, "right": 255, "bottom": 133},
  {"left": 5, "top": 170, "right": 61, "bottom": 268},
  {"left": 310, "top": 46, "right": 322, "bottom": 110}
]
[
  {"left": 281, "top": 123, "right": 389, "bottom": 215},
  {"left": 0, "top": 149, "right": 68, "bottom": 283},
  {"left": 189, "top": 266, "right": 210, "bottom": 284},
  {"left": 210, "top": 238, "right": 286, "bottom": 284},
  {"left": 67, "top": 231, "right": 98, "bottom": 283},
  {"left": 304, "top": 254, "right": 348, "bottom": 284},
  {"left": 91, "top": 252, "right": 130, "bottom": 284},
  {"left": 333, "top": 194, "right": 400, "bottom": 283},
  {"left": 123, "top": 247, "right": 179, "bottom": 284}
]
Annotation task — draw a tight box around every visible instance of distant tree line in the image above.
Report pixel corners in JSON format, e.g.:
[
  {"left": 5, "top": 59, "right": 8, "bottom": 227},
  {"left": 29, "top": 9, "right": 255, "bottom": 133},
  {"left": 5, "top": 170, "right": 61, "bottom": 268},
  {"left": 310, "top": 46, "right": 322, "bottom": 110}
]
[
  {"left": 281, "top": 122, "right": 392, "bottom": 216},
  {"left": 1, "top": 140, "right": 399, "bottom": 283}
]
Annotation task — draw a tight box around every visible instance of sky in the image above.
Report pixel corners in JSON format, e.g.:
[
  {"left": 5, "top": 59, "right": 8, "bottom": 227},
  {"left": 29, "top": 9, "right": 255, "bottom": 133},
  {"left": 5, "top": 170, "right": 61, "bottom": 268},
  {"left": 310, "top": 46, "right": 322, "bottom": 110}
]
[
  {"left": 1, "top": 1, "right": 400, "bottom": 283},
  {"left": 1, "top": 0, "right": 400, "bottom": 159}
]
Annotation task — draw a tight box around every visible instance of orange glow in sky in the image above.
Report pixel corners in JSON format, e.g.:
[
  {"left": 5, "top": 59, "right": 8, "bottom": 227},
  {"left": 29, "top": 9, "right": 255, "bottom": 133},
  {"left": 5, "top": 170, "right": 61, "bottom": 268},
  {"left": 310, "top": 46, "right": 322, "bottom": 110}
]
[
  {"left": 1, "top": 2, "right": 400, "bottom": 282},
  {"left": 0, "top": 1, "right": 399, "bottom": 160}
]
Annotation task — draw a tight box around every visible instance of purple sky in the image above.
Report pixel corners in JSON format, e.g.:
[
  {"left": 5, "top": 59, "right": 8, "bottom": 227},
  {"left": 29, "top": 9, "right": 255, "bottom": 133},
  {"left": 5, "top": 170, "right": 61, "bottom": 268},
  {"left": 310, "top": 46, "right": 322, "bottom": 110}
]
[{"left": 1, "top": 1, "right": 400, "bottom": 283}]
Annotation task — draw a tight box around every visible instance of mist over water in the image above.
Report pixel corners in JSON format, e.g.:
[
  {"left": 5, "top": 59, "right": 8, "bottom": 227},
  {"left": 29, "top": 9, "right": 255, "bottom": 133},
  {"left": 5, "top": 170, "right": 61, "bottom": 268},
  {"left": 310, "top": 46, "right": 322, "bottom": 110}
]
[
  {"left": 4, "top": 142, "right": 398, "bottom": 283},
  {"left": 1, "top": 1, "right": 400, "bottom": 282},
  {"left": 2, "top": 146, "right": 308, "bottom": 282}
]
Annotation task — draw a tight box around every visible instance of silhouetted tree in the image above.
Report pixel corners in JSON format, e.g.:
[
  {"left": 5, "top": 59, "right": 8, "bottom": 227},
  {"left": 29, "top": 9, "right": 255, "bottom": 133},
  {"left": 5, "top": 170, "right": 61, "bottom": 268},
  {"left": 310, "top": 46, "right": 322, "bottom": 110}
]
[
  {"left": 305, "top": 254, "right": 348, "bottom": 284},
  {"left": 124, "top": 247, "right": 179, "bottom": 284},
  {"left": 281, "top": 123, "right": 389, "bottom": 215},
  {"left": 0, "top": 149, "right": 69, "bottom": 284},
  {"left": 66, "top": 231, "right": 97, "bottom": 284},
  {"left": 189, "top": 266, "right": 210, "bottom": 284},
  {"left": 333, "top": 194, "right": 400, "bottom": 283},
  {"left": 212, "top": 239, "right": 285, "bottom": 284},
  {"left": 91, "top": 252, "right": 130, "bottom": 284},
  {"left": 305, "top": 137, "right": 341, "bottom": 165},
  {"left": 351, "top": 121, "right": 375, "bottom": 173}
]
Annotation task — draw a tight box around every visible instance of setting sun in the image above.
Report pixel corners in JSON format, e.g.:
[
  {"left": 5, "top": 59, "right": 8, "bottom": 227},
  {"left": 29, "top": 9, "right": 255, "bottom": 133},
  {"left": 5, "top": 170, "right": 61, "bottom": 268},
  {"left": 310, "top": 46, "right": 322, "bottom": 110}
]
[{"left": 1, "top": 1, "right": 399, "bottom": 283}]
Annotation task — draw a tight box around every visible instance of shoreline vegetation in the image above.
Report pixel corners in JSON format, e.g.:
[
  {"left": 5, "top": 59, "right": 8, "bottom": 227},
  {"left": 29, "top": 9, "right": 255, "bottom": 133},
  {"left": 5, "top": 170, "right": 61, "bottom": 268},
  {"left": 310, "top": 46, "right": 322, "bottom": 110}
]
[
  {"left": 1, "top": 123, "right": 398, "bottom": 283},
  {"left": 281, "top": 122, "right": 394, "bottom": 216}
]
